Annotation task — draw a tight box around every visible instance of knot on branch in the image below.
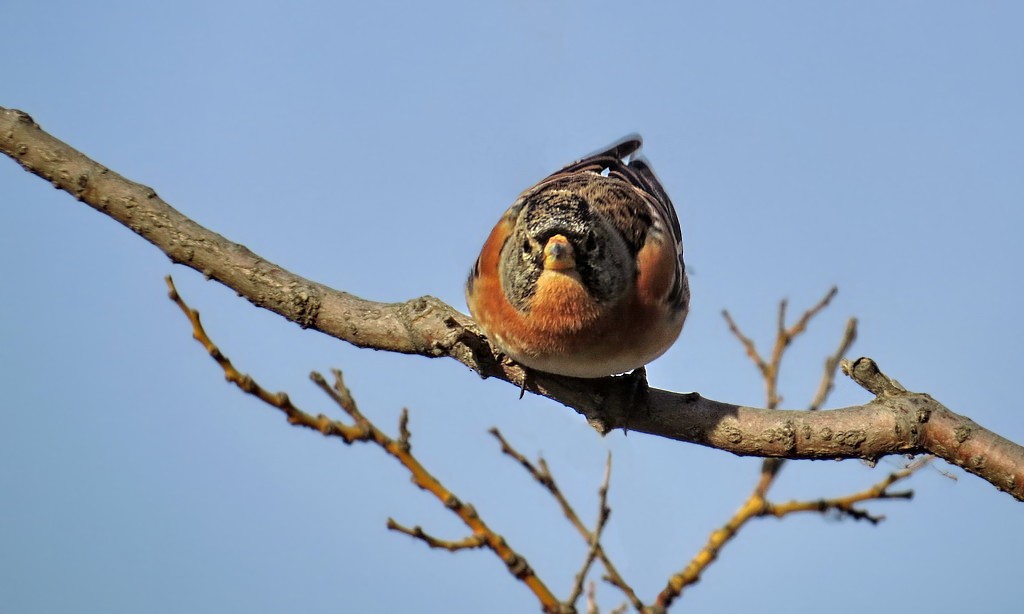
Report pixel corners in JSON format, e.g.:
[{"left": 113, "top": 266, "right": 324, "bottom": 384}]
[
  {"left": 13, "top": 109, "right": 37, "bottom": 126},
  {"left": 398, "top": 296, "right": 478, "bottom": 358},
  {"left": 842, "top": 357, "right": 907, "bottom": 397},
  {"left": 290, "top": 285, "right": 322, "bottom": 329}
]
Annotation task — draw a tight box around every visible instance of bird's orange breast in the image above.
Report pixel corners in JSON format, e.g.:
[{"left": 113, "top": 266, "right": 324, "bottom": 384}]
[
  {"left": 466, "top": 213, "right": 687, "bottom": 377},
  {"left": 467, "top": 219, "right": 604, "bottom": 360}
]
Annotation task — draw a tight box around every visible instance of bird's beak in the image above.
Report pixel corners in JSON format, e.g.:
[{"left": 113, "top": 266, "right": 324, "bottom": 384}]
[{"left": 543, "top": 234, "right": 576, "bottom": 271}]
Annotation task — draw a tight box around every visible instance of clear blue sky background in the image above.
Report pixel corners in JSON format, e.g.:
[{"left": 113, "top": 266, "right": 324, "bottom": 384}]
[{"left": 3, "top": 2, "right": 1022, "bottom": 612}]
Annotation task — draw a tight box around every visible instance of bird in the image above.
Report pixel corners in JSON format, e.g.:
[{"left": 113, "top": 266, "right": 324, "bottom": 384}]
[{"left": 466, "top": 137, "right": 689, "bottom": 378}]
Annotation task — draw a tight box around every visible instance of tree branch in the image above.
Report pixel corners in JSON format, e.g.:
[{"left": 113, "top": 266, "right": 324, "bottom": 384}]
[
  {"left": 565, "top": 453, "right": 613, "bottom": 608},
  {"left": 165, "top": 277, "right": 561, "bottom": 611},
  {"left": 654, "top": 457, "right": 926, "bottom": 609},
  {"left": 491, "top": 429, "right": 642, "bottom": 610},
  {"left": 385, "top": 520, "right": 487, "bottom": 551},
  {"left": 655, "top": 309, "right": 899, "bottom": 610},
  {"left": 3, "top": 106, "right": 1022, "bottom": 501}
]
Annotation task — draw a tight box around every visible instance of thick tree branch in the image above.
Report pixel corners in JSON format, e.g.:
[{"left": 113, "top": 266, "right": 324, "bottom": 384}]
[{"left": 3, "top": 106, "right": 1023, "bottom": 501}]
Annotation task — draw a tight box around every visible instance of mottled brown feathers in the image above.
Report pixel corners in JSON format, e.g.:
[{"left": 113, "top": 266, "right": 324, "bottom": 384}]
[{"left": 466, "top": 137, "right": 688, "bottom": 378}]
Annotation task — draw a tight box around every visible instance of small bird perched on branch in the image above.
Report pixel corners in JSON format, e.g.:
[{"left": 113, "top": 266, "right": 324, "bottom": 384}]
[{"left": 466, "top": 137, "right": 689, "bottom": 378}]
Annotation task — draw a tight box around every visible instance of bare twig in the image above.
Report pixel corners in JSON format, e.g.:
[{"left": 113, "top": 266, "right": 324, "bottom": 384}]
[
  {"left": 385, "top": 519, "right": 487, "bottom": 551},
  {"left": 166, "top": 276, "right": 368, "bottom": 443},
  {"left": 764, "top": 458, "right": 926, "bottom": 524},
  {"left": 766, "top": 286, "right": 840, "bottom": 406},
  {"left": 397, "top": 408, "right": 411, "bottom": 451},
  {"left": 165, "top": 276, "right": 561, "bottom": 613},
  {"left": 721, "top": 309, "right": 768, "bottom": 378},
  {"left": 754, "top": 313, "right": 859, "bottom": 498},
  {"left": 655, "top": 459, "right": 926, "bottom": 609},
  {"left": 566, "top": 454, "right": 613, "bottom": 607},
  {"left": 489, "top": 429, "right": 643, "bottom": 611},
  {"left": 659, "top": 293, "right": 881, "bottom": 610},
  {"left": 724, "top": 289, "right": 848, "bottom": 498},
  {"left": 585, "top": 582, "right": 598, "bottom": 614},
  {"left": 724, "top": 286, "right": 838, "bottom": 411},
  {"left": 777, "top": 287, "right": 838, "bottom": 347},
  {"left": 809, "top": 317, "right": 859, "bottom": 412}
]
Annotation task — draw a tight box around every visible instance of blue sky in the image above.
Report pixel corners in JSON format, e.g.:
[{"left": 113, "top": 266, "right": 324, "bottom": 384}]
[{"left": 3, "top": 2, "right": 1023, "bottom": 612}]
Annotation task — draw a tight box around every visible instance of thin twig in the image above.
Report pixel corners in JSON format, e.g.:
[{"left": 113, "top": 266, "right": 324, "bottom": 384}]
[
  {"left": 385, "top": 519, "right": 487, "bottom": 551},
  {"left": 764, "top": 458, "right": 927, "bottom": 524},
  {"left": 808, "top": 317, "right": 858, "bottom": 411},
  {"left": 398, "top": 408, "right": 412, "bottom": 452},
  {"left": 663, "top": 288, "right": 897, "bottom": 610},
  {"left": 166, "top": 276, "right": 561, "bottom": 613},
  {"left": 768, "top": 286, "right": 838, "bottom": 408},
  {"left": 655, "top": 458, "right": 926, "bottom": 609},
  {"left": 723, "top": 287, "right": 844, "bottom": 497},
  {"left": 566, "top": 454, "right": 613, "bottom": 607},
  {"left": 166, "top": 276, "right": 368, "bottom": 443},
  {"left": 585, "top": 582, "right": 598, "bottom": 614},
  {"left": 721, "top": 309, "right": 768, "bottom": 378},
  {"left": 777, "top": 287, "right": 839, "bottom": 351},
  {"left": 489, "top": 428, "right": 644, "bottom": 611},
  {"left": 754, "top": 314, "right": 858, "bottom": 498}
]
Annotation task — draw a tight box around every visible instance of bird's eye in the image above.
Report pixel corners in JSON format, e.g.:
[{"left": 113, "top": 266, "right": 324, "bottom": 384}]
[
  {"left": 585, "top": 232, "right": 598, "bottom": 252},
  {"left": 522, "top": 239, "right": 533, "bottom": 253}
]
